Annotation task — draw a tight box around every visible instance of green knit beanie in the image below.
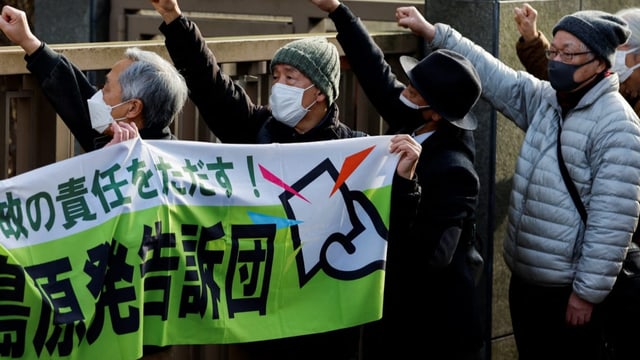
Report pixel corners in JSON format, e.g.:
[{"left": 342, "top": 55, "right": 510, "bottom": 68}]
[{"left": 271, "top": 37, "right": 340, "bottom": 104}]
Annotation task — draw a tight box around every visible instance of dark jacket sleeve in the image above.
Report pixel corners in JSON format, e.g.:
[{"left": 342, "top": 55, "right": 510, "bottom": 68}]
[
  {"left": 25, "top": 43, "right": 103, "bottom": 152},
  {"left": 388, "top": 173, "right": 421, "bottom": 238},
  {"left": 329, "top": 4, "right": 415, "bottom": 132},
  {"left": 515, "top": 31, "right": 550, "bottom": 81},
  {"left": 159, "top": 16, "right": 268, "bottom": 144},
  {"left": 420, "top": 161, "right": 478, "bottom": 267}
]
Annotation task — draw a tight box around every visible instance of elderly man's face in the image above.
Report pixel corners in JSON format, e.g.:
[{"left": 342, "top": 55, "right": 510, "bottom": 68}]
[
  {"left": 550, "top": 30, "right": 606, "bottom": 87},
  {"left": 100, "top": 58, "right": 135, "bottom": 135},
  {"left": 549, "top": 30, "right": 593, "bottom": 64},
  {"left": 270, "top": 63, "right": 322, "bottom": 107},
  {"left": 103, "top": 58, "right": 132, "bottom": 106}
]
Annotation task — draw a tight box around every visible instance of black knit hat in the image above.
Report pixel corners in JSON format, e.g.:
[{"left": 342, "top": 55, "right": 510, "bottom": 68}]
[
  {"left": 400, "top": 50, "right": 481, "bottom": 130},
  {"left": 553, "top": 10, "right": 631, "bottom": 67},
  {"left": 271, "top": 37, "right": 340, "bottom": 105}
]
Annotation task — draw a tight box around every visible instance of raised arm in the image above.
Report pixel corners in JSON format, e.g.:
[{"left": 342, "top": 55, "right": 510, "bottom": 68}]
[
  {"left": 149, "top": 0, "right": 182, "bottom": 24},
  {"left": 310, "top": 1, "right": 416, "bottom": 132},
  {"left": 513, "top": 3, "right": 550, "bottom": 80},
  {"left": 1, "top": 5, "right": 106, "bottom": 152},
  {"left": 395, "top": 6, "right": 435, "bottom": 41},
  {"left": 514, "top": 3, "right": 539, "bottom": 42},
  {"left": 151, "top": 0, "right": 263, "bottom": 143},
  {"left": 0, "top": 5, "right": 41, "bottom": 55},
  {"left": 310, "top": 0, "right": 340, "bottom": 13}
]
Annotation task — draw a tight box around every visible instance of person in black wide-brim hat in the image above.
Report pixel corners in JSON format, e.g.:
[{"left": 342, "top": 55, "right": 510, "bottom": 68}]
[
  {"left": 312, "top": 1, "right": 486, "bottom": 359},
  {"left": 395, "top": 3, "right": 640, "bottom": 360},
  {"left": 399, "top": 49, "right": 481, "bottom": 131}
]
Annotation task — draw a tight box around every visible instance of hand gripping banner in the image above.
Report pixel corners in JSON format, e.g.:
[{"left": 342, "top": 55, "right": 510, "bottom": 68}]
[{"left": 0, "top": 136, "right": 399, "bottom": 359}]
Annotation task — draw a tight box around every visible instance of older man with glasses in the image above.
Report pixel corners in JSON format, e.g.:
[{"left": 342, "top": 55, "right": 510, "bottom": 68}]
[{"left": 395, "top": 6, "right": 640, "bottom": 360}]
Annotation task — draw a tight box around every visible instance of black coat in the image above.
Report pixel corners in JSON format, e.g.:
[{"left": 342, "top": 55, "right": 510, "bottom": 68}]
[
  {"left": 331, "top": 4, "right": 484, "bottom": 358},
  {"left": 159, "top": 14, "right": 421, "bottom": 360}
]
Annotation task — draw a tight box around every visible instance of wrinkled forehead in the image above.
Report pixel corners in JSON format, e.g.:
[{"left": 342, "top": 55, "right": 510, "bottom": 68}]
[{"left": 107, "top": 58, "right": 134, "bottom": 82}]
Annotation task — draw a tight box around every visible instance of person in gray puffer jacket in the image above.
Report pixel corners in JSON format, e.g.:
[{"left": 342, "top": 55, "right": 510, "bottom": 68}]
[{"left": 397, "top": 6, "right": 640, "bottom": 360}]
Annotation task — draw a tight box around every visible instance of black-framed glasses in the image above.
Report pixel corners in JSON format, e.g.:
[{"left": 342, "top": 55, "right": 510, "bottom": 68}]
[{"left": 544, "top": 49, "right": 592, "bottom": 62}]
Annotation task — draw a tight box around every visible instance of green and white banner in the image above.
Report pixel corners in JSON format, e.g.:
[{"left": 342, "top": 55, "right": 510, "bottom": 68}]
[{"left": 0, "top": 136, "right": 399, "bottom": 359}]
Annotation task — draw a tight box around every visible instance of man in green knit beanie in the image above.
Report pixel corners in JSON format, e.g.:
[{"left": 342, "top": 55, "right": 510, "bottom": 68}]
[
  {"left": 152, "top": 0, "right": 364, "bottom": 145},
  {"left": 149, "top": 1, "right": 423, "bottom": 360},
  {"left": 265, "top": 36, "right": 344, "bottom": 130},
  {"left": 271, "top": 36, "right": 341, "bottom": 107}
]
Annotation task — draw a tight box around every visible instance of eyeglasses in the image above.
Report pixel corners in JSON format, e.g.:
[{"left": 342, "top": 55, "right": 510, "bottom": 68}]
[{"left": 544, "top": 49, "right": 592, "bottom": 62}]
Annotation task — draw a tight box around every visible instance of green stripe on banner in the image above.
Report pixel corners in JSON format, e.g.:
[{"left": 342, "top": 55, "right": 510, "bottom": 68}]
[{"left": 0, "top": 136, "right": 396, "bottom": 359}]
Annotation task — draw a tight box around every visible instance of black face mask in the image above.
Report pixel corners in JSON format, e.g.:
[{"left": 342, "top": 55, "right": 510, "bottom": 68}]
[{"left": 547, "top": 58, "right": 598, "bottom": 91}]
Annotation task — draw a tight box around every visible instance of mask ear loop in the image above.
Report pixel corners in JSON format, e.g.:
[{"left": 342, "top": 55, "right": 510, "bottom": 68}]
[
  {"left": 111, "top": 99, "right": 135, "bottom": 122},
  {"left": 302, "top": 84, "right": 318, "bottom": 111},
  {"left": 625, "top": 48, "right": 640, "bottom": 74}
]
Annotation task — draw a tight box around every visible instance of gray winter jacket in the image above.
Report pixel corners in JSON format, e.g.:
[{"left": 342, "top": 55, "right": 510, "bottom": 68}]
[{"left": 431, "top": 23, "right": 640, "bottom": 304}]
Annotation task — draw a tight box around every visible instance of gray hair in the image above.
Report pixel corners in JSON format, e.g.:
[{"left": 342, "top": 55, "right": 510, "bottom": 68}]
[
  {"left": 617, "top": 8, "right": 640, "bottom": 51},
  {"left": 119, "top": 47, "right": 188, "bottom": 130}
]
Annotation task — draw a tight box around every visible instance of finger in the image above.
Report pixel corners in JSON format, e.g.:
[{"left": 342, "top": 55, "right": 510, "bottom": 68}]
[
  {"left": 122, "top": 122, "right": 140, "bottom": 140},
  {"left": 525, "top": 4, "right": 537, "bottom": 19},
  {"left": 565, "top": 308, "right": 572, "bottom": 324},
  {"left": 112, "top": 123, "right": 123, "bottom": 142},
  {"left": 121, "top": 121, "right": 139, "bottom": 136},
  {"left": 1, "top": 9, "right": 12, "bottom": 23},
  {"left": 513, "top": 7, "right": 522, "bottom": 18},
  {"left": 116, "top": 122, "right": 128, "bottom": 140},
  {"left": 392, "top": 141, "right": 420, "bottom": 157},
  {"left": 396, "top": 7, "right": 408, "bottom": 18},
  {"left": 389, "top": 134, "right": 410, "bottom": 149}
]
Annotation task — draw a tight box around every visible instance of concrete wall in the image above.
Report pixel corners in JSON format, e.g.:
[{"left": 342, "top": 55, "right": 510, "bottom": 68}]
[{"left": 33, "top": 0, "right": 109, "bottom": 43}]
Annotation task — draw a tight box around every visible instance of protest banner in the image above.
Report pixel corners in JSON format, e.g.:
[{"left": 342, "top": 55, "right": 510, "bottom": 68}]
[{"left": 0, "top": 136, "right": 398, "bottom": 359}]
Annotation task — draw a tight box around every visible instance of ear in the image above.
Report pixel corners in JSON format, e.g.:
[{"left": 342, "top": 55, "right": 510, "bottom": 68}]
[
  {"left": 631, "top": 52, "right": 640, "bottom": 66},
  {"left": 428, "top": 111, "right": 443, "bottom": 123},
  {"left": 126, "top": 99, "right": 144, "bottom": 130},
  {"left": 315, "top": 90, "right": 327, "bottom": 104},
  {"left": 126, "top": 99, "right": 143, "bottom": 118},
  {"left": 596, "top": 58, "right": 608, "bottom": 73}
]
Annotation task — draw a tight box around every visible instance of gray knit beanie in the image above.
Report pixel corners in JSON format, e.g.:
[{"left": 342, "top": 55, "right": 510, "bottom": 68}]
[
  {"left": 553, "top": 10, "right": 631, "bottom": 67},
  {"left": 271, "top": 37, "right": 340, "bottom": 104}
]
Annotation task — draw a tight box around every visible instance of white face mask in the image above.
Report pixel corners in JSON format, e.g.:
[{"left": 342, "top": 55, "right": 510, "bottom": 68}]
[
  {"left": 87, "top": 90, "right": 129, "bottom": 133},
  {"left": 269, "top": 83, "right": 316, "bottom": 127},
  {"left": 612, "top": 47, "right": 640, "bottom": 83},
  {"left": 399, "top": 93, "right": 430, "bottom": 110}
]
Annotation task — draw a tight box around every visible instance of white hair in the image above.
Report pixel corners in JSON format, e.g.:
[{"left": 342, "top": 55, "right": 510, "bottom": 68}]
[
  {"left": 120, "top": 47, "right": 188, "bottom": 130},
  {"left": 617, "top": 8, "right": 640, "bottom": 51}
]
